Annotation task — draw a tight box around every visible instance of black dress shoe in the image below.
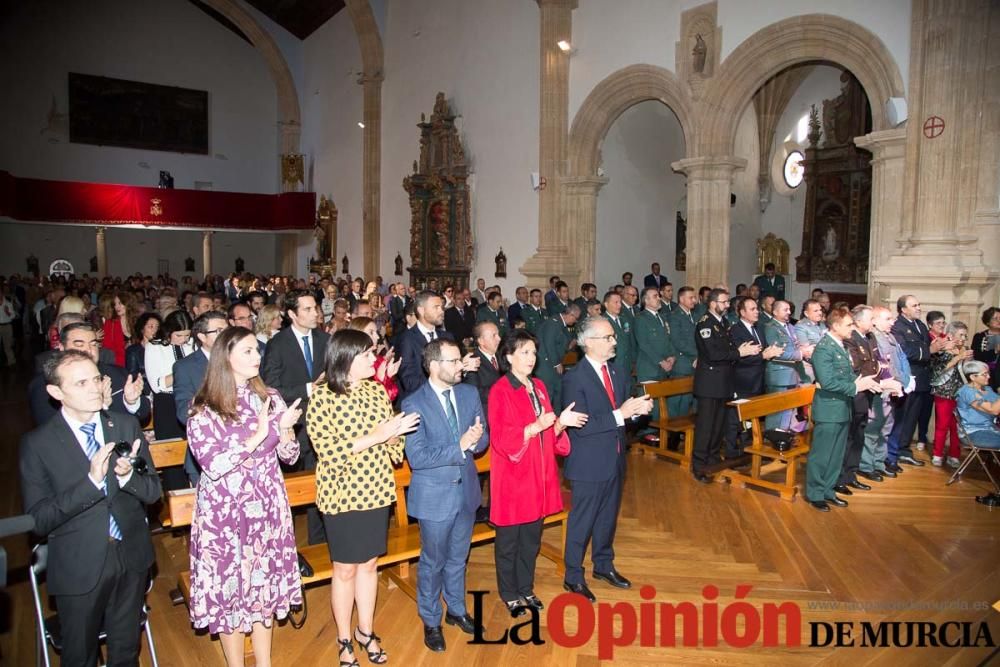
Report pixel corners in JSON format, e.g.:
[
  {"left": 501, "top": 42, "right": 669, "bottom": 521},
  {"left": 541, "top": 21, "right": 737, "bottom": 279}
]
[
  {"left": 563, "top": 581, "right": 596, "bottom": 602},
  {"left": 475, "top": 506, "right": 491, "bottom": 523},
  {"left": 445, "top": 613, "right": 477, "bottom": 634},
  {"left": 899, "top": 455, "right": 925, "bottom": 467},
  {"left": 810, "top": 500, "right": 830, "bottom": 512},
  {"left": 847, "top": 480, "right": 871, "bottom": 491},
  {"left": 857, "top": 470, "right": 883, "bottom": 482},
  {"left": 880, "top": 468, "right": 897, "bottom": 478},
  {"left": 593, "top": 569, "right": 631, "bottom": 589},
  {"left": 833, "top": 484, "right": 853, "bottom": 496},
  {"left": 693, "top": 472, "right": 712, "bottom": 484},
  {"left": 423, "top": 625, "right": 446, "bottom": 652},
  {"left": 884, "top": 461, "right": 903, "bottom": 474},
  {"left": 975, "top": 493, "right": 1000, "bottom": 507},
  {"left": 297, "top": 552, "right": 314, "bottom": 578},
  {"left": 523, "top": 594, "right": 544, "bottom": 610},
  {"left": 826, "top": 496, "right": 848, "bottom": 508},
  {"left": 505, "top": 599, "right": 528, "bottom": 617}
]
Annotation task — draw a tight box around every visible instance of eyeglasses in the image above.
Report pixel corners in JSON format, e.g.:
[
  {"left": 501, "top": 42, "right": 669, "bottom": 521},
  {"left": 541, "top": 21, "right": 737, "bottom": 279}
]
[
  {"left": 589, "top": 334, "right": 617, "bottom": 342},
  {"left": 438, "top": 358, "right": 464, "bottom": 365},
  {"left": 205, "top": 328, "right": 226, "bottom": 335}
]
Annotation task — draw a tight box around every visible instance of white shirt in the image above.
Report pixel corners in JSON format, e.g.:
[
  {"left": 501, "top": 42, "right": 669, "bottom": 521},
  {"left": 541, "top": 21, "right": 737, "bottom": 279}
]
[
  {"left": 145, "top": 340, "right": 194, "bottom": 393},
  {"left": 428, "top": 379, "right": 465, "bottom": 458},
  {"left": 583, "top": 356, "right": 625, "bottom": 426},
  {"left": 416, "top": 321, "right": 438, "bottom": 342},
  {"left": 61, "top": 408, "right": 131, "bottom": 489},
  {"left": 741, "top": 319, "right": 761, "bottom": 345},
  {"left": 291, "top": 325, "right": 318, "bottom": 395}
]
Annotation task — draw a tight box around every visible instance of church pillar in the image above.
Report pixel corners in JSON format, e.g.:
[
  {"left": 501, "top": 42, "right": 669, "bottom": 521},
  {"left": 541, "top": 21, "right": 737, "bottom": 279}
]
[
  {"left": 670, "top": 156, "right": 746, "bottom": 291},
  {"left": 854, "top": 128, "right": 906, "bottom": 305},
  {"left": 519, "top": 0, "right": 579, "bottom": 290},
  {"left": 360, "top": 72, "right": 383, "bottom": 280},
  {"left": 872, "top": 0, "right": 998, "bottom": 324},
  {"left": 202, "top": 231, "right": 214, "bottom": 277},
  {"left": 563, "top": 176, "right": 608, "bottom": 284},
  {"left": 95, "top": 226, "right": 107, "bottom": 278}
]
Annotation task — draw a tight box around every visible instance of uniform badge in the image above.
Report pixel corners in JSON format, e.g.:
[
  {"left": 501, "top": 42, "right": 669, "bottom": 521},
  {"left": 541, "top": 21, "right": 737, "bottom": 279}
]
[{"left": 700, "top": 329, "right": 712, "bottom": 339}]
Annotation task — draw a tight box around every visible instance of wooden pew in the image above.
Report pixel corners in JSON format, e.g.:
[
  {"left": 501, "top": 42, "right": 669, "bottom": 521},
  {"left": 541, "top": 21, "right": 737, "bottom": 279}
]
[
  {"left": 632, "top": 376, "right": 696, "bottom": 470},
  {"left": 717, "top": 385, "right": 815, "bottom": 501},
  {"left": 148, "top": 438, "right": 189, "bottom": 528},
  {"left": 171, "top": 451, "right": 569, "bottom": 604}
]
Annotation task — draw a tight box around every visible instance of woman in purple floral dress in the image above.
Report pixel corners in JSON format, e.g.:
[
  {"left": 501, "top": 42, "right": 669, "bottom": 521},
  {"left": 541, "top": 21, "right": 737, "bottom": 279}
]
[{"left": 187, "top": 327, "right": 304, "bottom": 666}]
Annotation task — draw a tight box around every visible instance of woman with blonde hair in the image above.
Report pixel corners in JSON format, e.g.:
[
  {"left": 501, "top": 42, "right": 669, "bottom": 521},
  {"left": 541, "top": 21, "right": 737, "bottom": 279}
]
[
  {"left": 48, "top": 294, "right": 86, "bottom": 349},
  {"left": 255, "top": 304, "right": 283, "bottom": 345}
]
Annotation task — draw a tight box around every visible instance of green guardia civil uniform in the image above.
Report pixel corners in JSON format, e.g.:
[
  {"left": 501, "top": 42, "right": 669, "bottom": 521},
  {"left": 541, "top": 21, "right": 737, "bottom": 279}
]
[
  {"left": 535, "top": 315, "right": 573, "bottom": 411},
  {"left": 666, "top": 307, "right": 698, "bottom": 418},
  {"left": 521, "top": 304, "right": 547, "bottom": 333},
  {"left": 476, "top": 305, "right": 508, "bottom": 337},
  {"left": 605, "top": 312, "right": 635, "bottom": 377},
  {"left": 635, "top": 308, "right": 677, "bottom": 426},
  {"left": 807, "top": 334, "right": 857, "bottom": 503}
]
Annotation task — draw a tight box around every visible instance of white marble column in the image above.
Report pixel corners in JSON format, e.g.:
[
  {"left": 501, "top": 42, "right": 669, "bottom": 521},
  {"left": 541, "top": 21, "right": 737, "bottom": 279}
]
[
  {"left": 563, "top": 176, "right": 608, "bottom": 284},
  {"left": 202, "top": 231, "right": 214, "bottom": 277},
  {"left": 95, "top": 226, "right": 107, "bottom": 278},
  {"left": 670, "top": 156, "right": 746, "bottom": 291}
]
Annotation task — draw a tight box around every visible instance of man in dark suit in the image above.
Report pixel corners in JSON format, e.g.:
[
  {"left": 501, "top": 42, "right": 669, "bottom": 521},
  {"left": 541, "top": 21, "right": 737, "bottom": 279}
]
[
  {"left": 388, "top": 283, "right": 408, "bottom": 341},
  {"left": 561, "top": 317, "right": 653, "bottom": 602},
  {"left": 398, "top": 290, "right": 481, "bottom": 399},
  {"left": 463, "top": 321, "right": 502, "bottom": 413},
  {"left": 507, "top": 286, "right": 530, "bottom": 326},
  {"left": 261, "top": 289, "right": 329, "bottom": 544},
  {"left": 20, "top": 350, "right": 161, "bottom": 666},
  {"left": 887, "top": 294, "right": 936, "bottom": 470},
  {"left": 29, "top": 322, "right": 149, "bottom": 427},
  {"left": 402, "top": 339, "right": 489, "bottom": 651},
  {"left": 174, "top": 310, "right": 229, "bottom": 484},
  {"left": 643, "top": 262, "right": 668, "bottom": 289},
  {"left": 724, "top": 297, "right": 781, "bottom": 457},
  {"left": 444, "top": 290, "right": 477, "bottom": 347},
  {"left": 692, "top": 289, "right": 760, "bottom": 483},
  {"left": 752, "top": 263, "right": 786, "bottom": 301}
]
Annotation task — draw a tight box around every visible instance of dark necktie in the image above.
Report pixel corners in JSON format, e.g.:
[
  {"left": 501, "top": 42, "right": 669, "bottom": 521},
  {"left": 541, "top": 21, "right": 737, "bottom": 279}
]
[
  {"left": 427, "top": 330, "right": 436, "bottom": 342},
  {"left": 491, "top": 356, "right": 498, "bottom": 371},
  {"left": 442, "top": 389, "right": 459, "bottom": 440},
  {"left": 302, "top": 335, "right": 313, "bottom": 377},
  {"left": 80, "top": 422, "right": 122, "bottom": 540}
]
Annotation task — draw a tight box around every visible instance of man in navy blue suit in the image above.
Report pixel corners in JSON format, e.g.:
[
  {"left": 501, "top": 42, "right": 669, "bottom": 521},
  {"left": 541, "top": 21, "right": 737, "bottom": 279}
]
[
  {"left": 561, "top": 317, "right": 653, "bottom": 602},
  {"left": 643, "top": 262, "right": 668, "bottom": 289},
  {"left": 402, "top": 338, "right": 489, "bottom": 652},
  {"left": 397, "top": 290, "right": 479, "bottom": 400},
  {"left": 174, "top": 310, "right": 228, "bottom": 484}
]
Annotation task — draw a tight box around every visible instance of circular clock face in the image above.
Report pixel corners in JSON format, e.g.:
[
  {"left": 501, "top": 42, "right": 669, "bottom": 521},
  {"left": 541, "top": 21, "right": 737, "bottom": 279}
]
[{"left": 783, "top": 150, "right": 804, "bottom": 188}]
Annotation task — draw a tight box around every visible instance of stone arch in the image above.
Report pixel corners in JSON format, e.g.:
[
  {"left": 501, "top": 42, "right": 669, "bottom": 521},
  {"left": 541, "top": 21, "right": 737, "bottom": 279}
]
[
  {"left": 568, "top": 64, "right": 695, "bottom": 177},
  {"left": 697, "top": 14, "right": 905, "bottom": 156},
  {"left": 563, "top": 65, "right": 694, "bottom": 282},
  {"left": 203, "top": 0, "right": 301, "bottom": 153}
]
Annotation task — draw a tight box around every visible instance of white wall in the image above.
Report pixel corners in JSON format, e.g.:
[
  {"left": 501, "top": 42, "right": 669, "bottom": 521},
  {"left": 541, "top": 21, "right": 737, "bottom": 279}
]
[
  {"left": 729, "top": 103, "right": 762, "bottom": 289},
  {"left": 595, "top": 101, "right": 687, "bottom": 292},
  {"left": 0, "top": 222, "right": 277, "bottom": 278},
  {"left": 300, "top": 9, "right": 365, "bottom": 275},
  {"left": 378, "top": 0, "right": 539, "bottom": 293},
  {"left": 570, "top": 0, "right": 910, "bottom": 121},
  {"left": 0, "top": 0, "right": 282, "bottom": 193},
  {"left": 758, "top": 64, "right": 864, "bottom": 307}
]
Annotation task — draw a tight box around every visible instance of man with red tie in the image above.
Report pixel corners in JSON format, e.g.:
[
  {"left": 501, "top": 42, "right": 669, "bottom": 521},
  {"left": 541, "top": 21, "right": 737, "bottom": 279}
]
[{"left": 561, "top": 317, "right": 653, "bottom": 602}]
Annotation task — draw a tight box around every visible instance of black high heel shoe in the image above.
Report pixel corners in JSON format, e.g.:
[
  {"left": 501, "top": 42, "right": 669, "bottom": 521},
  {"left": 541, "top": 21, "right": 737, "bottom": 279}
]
[
  {"left": 337, "top": 638, "right": 359, "bottom": 667},
  {"left": 354, "top": 627, "right": 388, "bottom": 664}
]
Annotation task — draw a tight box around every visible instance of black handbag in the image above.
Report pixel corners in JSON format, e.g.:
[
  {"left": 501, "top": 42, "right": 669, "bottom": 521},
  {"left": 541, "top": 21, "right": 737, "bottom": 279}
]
[{"left": 763, "top": 428, "right": 797, "bottom": 452}]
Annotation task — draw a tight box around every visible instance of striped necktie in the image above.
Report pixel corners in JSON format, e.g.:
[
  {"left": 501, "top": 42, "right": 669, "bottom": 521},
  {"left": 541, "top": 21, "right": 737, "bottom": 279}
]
[{"left": 79, "top": 422, "right": 122, "bottom": 540}]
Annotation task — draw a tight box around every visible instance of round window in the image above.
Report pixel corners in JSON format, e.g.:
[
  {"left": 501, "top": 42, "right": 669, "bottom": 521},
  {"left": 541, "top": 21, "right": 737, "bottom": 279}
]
[{"left": 783, "top": 150, "right": 804, "bottom": 188}]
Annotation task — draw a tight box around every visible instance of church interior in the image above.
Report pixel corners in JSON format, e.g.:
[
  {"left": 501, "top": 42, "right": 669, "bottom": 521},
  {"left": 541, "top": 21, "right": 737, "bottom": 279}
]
[{"left": 1, "top": 0, "right": 998, "bottom": 665}]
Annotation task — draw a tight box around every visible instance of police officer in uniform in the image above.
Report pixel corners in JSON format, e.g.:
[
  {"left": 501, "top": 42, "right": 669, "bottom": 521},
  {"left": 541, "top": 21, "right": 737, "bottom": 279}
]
[{"left": 692, "top": 289, "right": 761, "bottom": 483}]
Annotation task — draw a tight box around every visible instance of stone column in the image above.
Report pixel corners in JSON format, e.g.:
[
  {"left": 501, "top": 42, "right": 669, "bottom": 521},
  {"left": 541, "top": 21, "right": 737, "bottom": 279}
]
[
  {"left": 872, "top": 0, "right": 998, "bottom": 324},
  {"left": 202, "top": 231, "right": 214, "bottom": 277},
  {"left": 519, "top": 0, "right": 578, "bottom": 290},
  {"left": 670, "top": 156, "right": 746, "bottom": 290},
  {"left": 563, "top": 176, "right": 608, "bottom": 284},
  {"left": 854, "top": 129, "right": 906, "bottom": 305},
  {"left": 359, "top": 72, "right": 383, "bottom": 280},
  {"left": 95, "top": 226, "right": 107, "bottom": 278}
]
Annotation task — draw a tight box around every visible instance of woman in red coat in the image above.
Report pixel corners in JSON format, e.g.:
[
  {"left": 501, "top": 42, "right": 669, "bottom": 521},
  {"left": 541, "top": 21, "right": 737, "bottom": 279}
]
[{"left": 488, "top": 330, "right": 587, "bottom": 617}]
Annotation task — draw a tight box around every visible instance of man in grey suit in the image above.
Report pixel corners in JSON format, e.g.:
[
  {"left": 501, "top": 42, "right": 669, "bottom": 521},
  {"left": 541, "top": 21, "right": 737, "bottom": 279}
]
[
  {"left": 763, "top": 300, "right": 811, "bottom": 430},
  {"left": 402, "top": 339, "right": 489, "bottom": 652}
]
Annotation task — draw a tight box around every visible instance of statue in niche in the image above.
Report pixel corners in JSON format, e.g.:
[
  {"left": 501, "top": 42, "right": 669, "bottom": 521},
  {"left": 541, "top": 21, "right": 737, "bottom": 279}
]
[
  {"left": 692, "top": 34, "right": 707, "bottom": 74},
  {"left": 494, "top": 248, "right": 507, "bottom": 278},
  {"left": 235, "top": 257, "right": 245, "bottom": 273},
  {"left": 26, "top": 254, "right": 39, "bottom": 276},
  {"left": 185, "top": 257, "right": 196, "bottom": 273},
  {"left": 342, "top": 254, "right": 349, "bottom": 275},
  {"left": 394, "top": 252, "right": 404, "bottom": 276},
  {"left": 89, "top": 256, "right": 98, "bottom": 273},
  {"left": 821, "top": 225, "right": 839, "bottom": 261},
  {"left": 675, "top": 212, "right": 687, "bottom": 272},
  {"left": 314, "top": 219, "right": 327, "bottom": 262}
]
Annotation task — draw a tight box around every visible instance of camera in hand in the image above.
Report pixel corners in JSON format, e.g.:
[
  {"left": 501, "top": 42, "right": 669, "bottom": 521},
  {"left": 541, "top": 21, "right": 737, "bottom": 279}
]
[{"left": 113, "top": 441, "right": 148, "bottom": 475}]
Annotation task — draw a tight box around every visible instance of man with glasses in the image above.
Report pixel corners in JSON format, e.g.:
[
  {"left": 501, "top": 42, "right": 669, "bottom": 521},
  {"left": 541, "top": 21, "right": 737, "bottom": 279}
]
[
  {"left": 691, "top": 289, "right": 760, "bottom": 483},
  {"left": 174, "top": 310, "right": 228, "bottom": 484},
  {"left": 228, "top": 301, "right": 261, "bottom": 352}
]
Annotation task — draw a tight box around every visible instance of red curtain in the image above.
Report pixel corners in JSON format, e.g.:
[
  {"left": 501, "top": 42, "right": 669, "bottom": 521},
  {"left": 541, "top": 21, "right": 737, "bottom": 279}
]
[{"left": 0, "top": 171, "right": 314, "bottom": 231}]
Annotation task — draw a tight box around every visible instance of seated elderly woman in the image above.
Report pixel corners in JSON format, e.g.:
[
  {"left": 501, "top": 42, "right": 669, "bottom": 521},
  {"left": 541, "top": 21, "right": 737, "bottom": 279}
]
[{"left": 956, "top": 360, "right": 1000, "bottom": 449}]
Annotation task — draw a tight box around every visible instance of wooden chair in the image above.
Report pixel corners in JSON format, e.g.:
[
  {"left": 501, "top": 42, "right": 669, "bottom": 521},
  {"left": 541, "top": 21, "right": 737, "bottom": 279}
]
[
  {"left": 632, "top": 376, "right": 695, "bottom": 470},
  {"left": 147, "top": 438, "right": 189, "bottom": 529},
  {"left": 948, "top": 412, "right": 1000, "bottom": 492},
  {"left": 717, "top": 385, "right": 815, "bottom": 501}
]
